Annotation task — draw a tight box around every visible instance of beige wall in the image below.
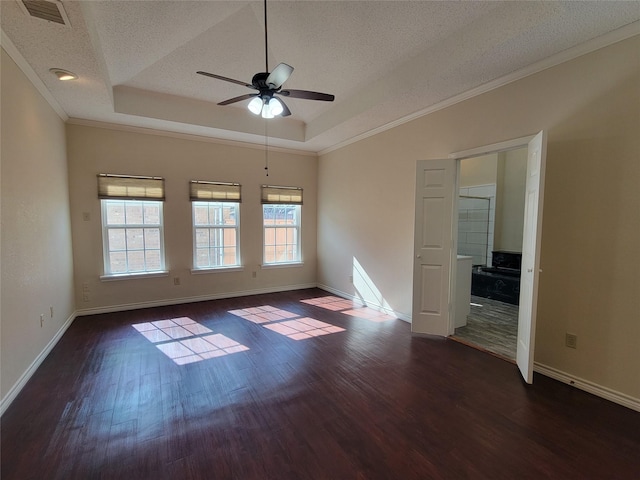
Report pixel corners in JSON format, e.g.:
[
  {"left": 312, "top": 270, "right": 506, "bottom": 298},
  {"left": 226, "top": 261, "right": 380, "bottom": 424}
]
[
  {"left": 66, "top": 124, "right": 317, "bottom": 312},
  {"left": 459, "top": 153, "right": 498, "bottom": 187},
  {"left": 1, "top": 49, "right": 75, "bottom": 402},
  {"left": 495, "top": 148, "right": 527, "bottom": 251},
  {"left": 318, "top": 36, "right": 640, "bottom": 399}
]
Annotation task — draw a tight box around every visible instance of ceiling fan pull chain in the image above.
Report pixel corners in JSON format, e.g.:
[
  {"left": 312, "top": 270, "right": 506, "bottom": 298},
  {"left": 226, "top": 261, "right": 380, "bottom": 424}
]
[{"left": 264, "top": 121, "right": 270, "bottom": 176}]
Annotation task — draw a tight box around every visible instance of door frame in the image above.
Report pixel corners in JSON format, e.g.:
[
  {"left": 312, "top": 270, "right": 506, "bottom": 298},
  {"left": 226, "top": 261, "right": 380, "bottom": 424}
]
[{"left": 449, "top": 133, "right": 546, "bottom": 381}]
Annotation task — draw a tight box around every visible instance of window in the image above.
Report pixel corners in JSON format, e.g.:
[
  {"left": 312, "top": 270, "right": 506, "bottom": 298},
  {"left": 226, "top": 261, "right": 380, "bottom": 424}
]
[
  {"left": 191, "top": 181, "right": 241, "bottom": 270},
  {"left": 98, "top": 174, "right": 165, "bottom": 276},
  {"left": 261, "top": 185, "right": 303, "bottom": 265}
]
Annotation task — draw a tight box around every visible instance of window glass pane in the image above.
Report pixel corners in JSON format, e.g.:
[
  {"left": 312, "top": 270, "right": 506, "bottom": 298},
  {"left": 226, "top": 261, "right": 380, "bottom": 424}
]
[
  {"left": 264, "top": 227, "right": 275, "bottom": 245},
  {"left": 210, "top": 229, "right": 220, "bottom": 248},
  {"left": 263, "top": 206, "right": 275, "bottom": 225},
  {"left": 143, "top": 204, "right": 160, "bottom": 224},
  {"left": 208, "top": 204, "right": 223, "bottom": 226},
  {"left": 223, "top": 205, "right": 236, "bottom": 225},
  {"left": 223, "top": 246, "right": 237, "bottom": 265},
  {"left": 275, "top": 245, "right": 286, "bottom": 262},
  {"left": 145, "top": 250, "right": 161, "bottom": 270},
  {"left": 195, "top": 229, "right": 209, "bottom": 248},
  {"left": 264, "top": 246, "right": 275, "bottom": 263},
  {"left": 286, "top": 228, "right": 295, "bottom": 244},
  {"left": 144, "top": 228, "right": 160, "bottom": 249},
  {"left": 127, "top": 251, "right": 145, "bottom": 272},
  {"left": 106, "top": 202, "right": 125, "bottom": 225},
  {"left": 224, "top": 229, "right": 236, "bottom": 245},
  {"left": 209, "top": 247, "right": 221, "bottom": 266},
  {"left": 125, "top": 202, "right": 144, "bottom": 224},
  {"left": 109, "top": 251, "right": 127, "bottom": 273},
  {"left": 126, "top": 228, "right": 144, "bottom": 250},
  {"left": 284, "top": 206, "right": 296, "bottom": 225},
  {"left": 196, "top": 248, "right": 209, "bottom": 268},
  {"left": 194, "top": 205, "right": 209, "bottom": 225},
  {"left": 108, "top": 229, "right": 126, "bottom": 250}
]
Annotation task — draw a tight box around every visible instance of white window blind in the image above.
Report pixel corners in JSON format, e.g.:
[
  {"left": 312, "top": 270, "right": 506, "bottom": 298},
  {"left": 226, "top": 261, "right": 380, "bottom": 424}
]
[
  {"left": 190, "top": 181, "right": 241, "bottom": 202},
  {"left": 98, "top": 174, "right": 165, "bottom": 201},
  {"left": 261, "top": 185, "right": 303, "bottom": 205}
]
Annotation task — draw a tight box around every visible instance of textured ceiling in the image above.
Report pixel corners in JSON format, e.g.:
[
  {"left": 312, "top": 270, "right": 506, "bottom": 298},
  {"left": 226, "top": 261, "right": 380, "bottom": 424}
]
[{"left": 2, "top": 1, "right": 639, "bottom": 153}]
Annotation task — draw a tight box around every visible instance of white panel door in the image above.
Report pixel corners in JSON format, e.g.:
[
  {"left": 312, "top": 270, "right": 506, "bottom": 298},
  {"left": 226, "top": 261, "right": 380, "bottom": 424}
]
[
  {"left": 412, "top": 159, "right": 455, "bottom": 336},
  {"left": 516, "top": 131, "right": 547, "bottom": 383}
]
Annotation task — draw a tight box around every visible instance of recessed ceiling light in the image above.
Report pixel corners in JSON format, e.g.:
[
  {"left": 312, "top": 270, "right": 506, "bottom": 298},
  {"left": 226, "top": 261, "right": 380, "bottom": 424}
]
[{"left": 49, "top": 68, "right": 78, "bottom": 81}]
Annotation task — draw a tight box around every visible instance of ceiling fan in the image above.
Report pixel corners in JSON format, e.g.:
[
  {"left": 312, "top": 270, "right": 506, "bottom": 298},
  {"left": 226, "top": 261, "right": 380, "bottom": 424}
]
[{"left": 196, "top": 0, "right": 334, "bottom": 118}]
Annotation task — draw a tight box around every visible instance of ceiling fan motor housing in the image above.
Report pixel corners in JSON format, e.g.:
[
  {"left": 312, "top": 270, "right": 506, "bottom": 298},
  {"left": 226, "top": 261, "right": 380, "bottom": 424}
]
[{"left": 252, "top": 72, "right": 277, "bottom": 97}]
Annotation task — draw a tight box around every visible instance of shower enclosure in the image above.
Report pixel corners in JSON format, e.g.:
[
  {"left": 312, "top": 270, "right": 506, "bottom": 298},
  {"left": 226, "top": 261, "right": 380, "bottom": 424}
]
[{"left": 457, "top": 195, "right": 491, "bottom": 266}]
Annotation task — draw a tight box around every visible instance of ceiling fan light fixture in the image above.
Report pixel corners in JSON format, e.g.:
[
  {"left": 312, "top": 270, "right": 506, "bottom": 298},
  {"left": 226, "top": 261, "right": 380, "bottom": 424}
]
[
  {"left": 248, "top": 97, "right": 263, "bottom": 115},
  {"left": 268, "top": 97, "right": 284, "bottom": 116},
  {"left": 261, "top": 101, "right": 274, "bottom": 119}
]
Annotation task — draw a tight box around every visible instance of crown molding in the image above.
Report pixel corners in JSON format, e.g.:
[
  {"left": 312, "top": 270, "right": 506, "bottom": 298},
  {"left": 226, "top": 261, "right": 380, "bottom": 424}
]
[{"left": 319, "top": 23, "right": 640, "bottom": 157}]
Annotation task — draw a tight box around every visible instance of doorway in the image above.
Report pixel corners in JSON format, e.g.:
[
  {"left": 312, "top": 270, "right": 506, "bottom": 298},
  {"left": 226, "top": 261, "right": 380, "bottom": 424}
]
[
  {"left": 411, "top": 132, "right": 546, "bottom": 383},
  {"left": 452, "top": 148, "right": 527, "bottom": 361}
]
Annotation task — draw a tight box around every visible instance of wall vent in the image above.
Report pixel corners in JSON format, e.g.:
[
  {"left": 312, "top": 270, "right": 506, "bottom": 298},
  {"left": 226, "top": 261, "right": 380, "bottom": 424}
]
[{"left": 17, "top": 0, "right": 71, "bottom": 27}]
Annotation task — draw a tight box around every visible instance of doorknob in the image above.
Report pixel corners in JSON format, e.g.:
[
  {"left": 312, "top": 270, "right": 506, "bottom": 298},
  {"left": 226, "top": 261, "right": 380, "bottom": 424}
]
[{"left": 416, "top": 255, "right": 421, "bottom": 258}]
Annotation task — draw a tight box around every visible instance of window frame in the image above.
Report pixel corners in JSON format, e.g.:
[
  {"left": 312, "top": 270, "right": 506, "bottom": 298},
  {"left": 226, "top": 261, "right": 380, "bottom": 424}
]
[
  {"left": 192, "top": 200, "right": 241, "bottom": 271},
  {"left": 262, "top": 203, "right": 302, "bottom": 266},
  {"left": 100, "top": 199, "right": 166, "bottom": 278}
]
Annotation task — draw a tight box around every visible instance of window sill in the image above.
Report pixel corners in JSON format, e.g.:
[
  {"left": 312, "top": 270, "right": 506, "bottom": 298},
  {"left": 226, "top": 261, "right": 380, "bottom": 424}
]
[
  {"left": 191, "top": 266, "right": 244, "bottom": 275},
  {"left": 100, "top": 271, "right": 169, "bottom": 281},
  {"left": 261, "top": 262, "right": 304, "bottom": 269}
]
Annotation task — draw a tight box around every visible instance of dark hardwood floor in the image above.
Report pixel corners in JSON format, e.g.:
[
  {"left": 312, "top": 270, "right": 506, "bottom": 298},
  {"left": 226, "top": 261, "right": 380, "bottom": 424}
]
[{"left": 2, "top": 288, "right": 639, "bottom": 479}]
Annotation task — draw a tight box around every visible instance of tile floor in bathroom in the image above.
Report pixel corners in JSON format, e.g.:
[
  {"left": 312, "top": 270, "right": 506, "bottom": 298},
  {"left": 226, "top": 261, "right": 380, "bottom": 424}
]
[{"left": 453, "top": 295, "right": 519, "bottom": 360}]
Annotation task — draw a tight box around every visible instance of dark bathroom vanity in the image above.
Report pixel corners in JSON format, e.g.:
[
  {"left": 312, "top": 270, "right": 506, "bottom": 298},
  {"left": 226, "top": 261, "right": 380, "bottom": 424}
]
[{"left": 471, "top": 251, "right": 522, "bottom": 305}]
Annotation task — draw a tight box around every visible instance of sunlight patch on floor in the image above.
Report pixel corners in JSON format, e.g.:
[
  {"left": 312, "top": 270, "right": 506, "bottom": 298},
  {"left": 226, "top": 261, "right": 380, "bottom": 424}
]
[
  {"left": 132, "top": 317, "right": 248, "bottom": 365},
  {"left": 301, "top": 296, "right": 396, "bottom": 322},
  {"left": 229, "top": 306, "right": 345, "bottom": 340}
]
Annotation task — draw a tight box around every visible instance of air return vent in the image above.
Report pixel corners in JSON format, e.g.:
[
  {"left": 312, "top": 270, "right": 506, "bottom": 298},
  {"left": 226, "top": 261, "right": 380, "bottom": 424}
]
[{"left": 18, "top": 0, "right": 71, "bottom": 26}]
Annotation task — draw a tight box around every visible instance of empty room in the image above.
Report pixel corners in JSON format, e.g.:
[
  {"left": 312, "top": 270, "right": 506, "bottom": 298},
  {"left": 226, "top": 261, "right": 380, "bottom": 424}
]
[{"left": 1, "top": 1, "right": 639, "bottom": 478}]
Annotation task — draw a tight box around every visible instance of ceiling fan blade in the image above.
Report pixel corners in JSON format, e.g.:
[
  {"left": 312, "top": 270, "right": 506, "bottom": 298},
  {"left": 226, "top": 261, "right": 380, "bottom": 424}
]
[
  {"left": 278, "top": 98, "right": 291, "bottom": 117},
  {"left": 266, "top": 63, "right": 294, "bottom": 89},
  {"left": 197, "top": 71, "right": 256, "bottom": 89},
  {"left": 279, "top": 89, "right": 335, "bottom": 102},
  {"left": 218, "top": 93, "right": 259, "bottom": 106}
]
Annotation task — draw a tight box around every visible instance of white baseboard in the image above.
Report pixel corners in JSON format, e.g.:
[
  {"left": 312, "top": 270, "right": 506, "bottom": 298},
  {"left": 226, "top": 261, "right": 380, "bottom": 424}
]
[
  {"left": 534, "top": 362, "right": 640, "bottom": 413},
  {"left": 1, "top": 312, "right": 77, "bottom": 416},
  {"left": 76, "top": 283, "right": 318, "bottom": 316},
  {"left": 316, "top": 283, "right": 411, "bottom": 322}
]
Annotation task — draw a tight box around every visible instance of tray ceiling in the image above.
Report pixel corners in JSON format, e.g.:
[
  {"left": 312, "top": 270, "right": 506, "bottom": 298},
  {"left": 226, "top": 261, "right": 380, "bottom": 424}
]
[{"left": 2, "top": 1, "right": 639, "bottom": 152}]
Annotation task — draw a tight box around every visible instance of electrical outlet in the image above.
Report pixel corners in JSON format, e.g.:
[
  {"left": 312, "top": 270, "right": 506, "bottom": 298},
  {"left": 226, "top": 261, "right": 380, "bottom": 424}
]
[
  {"left": 565, "top": 333, "right": 577, "bottom": 349},
  {"left": 173, "top": 277, "right": 181, "bottom": 286},
  {"left": 82, "top": 283, "right": 90, "bottom": 292},
  {"left": 82, "top": 212, "right": 91, "bottom": 221},
  {"left": 252, "top": 271, "right": 257, "bottom": 278},
  {"left": 82, "top": 293, "right": 90, "bottom": 302}
]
